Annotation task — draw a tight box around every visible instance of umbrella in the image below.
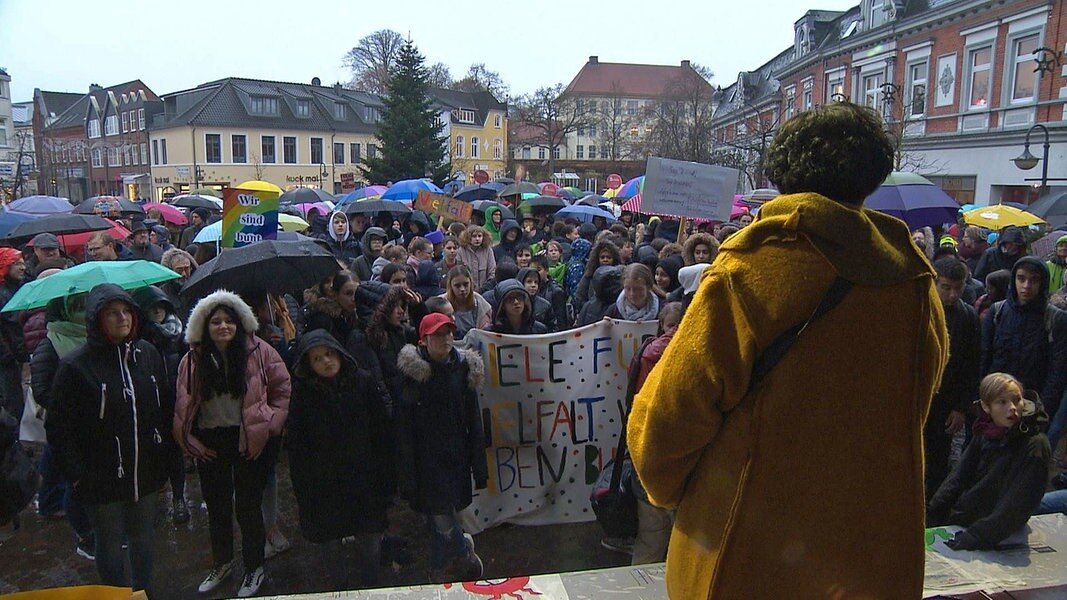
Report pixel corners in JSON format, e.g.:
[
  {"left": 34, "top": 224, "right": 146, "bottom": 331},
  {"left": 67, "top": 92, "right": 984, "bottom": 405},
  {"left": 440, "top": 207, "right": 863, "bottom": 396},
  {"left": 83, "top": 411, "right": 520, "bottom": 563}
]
[
  {"left": 555, "top": 204, "right": 618, "bottom": 224},
  {"left": 141, "top": 202, "right": 188, "bottom": 226},
  {"left": 292, "top": 202, "right": 334, "bottom": 219},
  {"left": 278, "top": 187, "right": 336, "bottom": 206},
  {"left": 617, "top": 176, "right": 644, "bottom": 199},
  {"left": 740, "top": 188, "right": 781, "bottom": 204},
  {"left": 381, "top": 179, "right": 443, "bottom": 202},
  {"left": 538, "top": 182, "right": 561, "bottom": 196},
  {"left": 499, "top": 182, "right": 540, "bottom": 198},
  {"left": 50, "top": 219, "right": 131, "bottom": 262},
  {"left": 342, "top": 199, "right": 412, "bottom": 216},
  {"left": 1, "top": 260, "right": 180, "bottom": 313},
  {"left": 562, "top": 186, "right": 583, "bottom": 198},
  {"left": 74, "top": 196, "right": 145, "bottom": 217},
  {"left": 470, "top": 201, "right": 515, "bottom": 220},
  {"left": 441, "top": 181, "right": 464, "bottom": 195},
  {"left": 171, "top": 194, "right": 222, "bottom": 210},
  {"left": 963, "top": 205, "right": 1047, "bottom": 229},
  {"left": 190, "top": 188, "right": 222, "bottom": 198},
  {"left": 236, "top": 180, "right": 283, "bottom": 195},
  {"left": 864, "top": 172, "right": 961, "bottom": 230},
  {"left": 1026, "top": 188, "right": 1067, "bottom": 222},
  {"left": 1032, "top": 229, "right": 1067, "bottom": 258},
  {"left": 0, "top": 211, "right": 38, "bottom": 238},
  {"left": 576, "top": 194, "right": 610, "bottom": 206},
  {"left": 5, "top": 213, "right": 114, "bottom": 241},
  {"left": 337, "top": 186, "right": 388, "bottom": 206},
  {"left": 493, "top": 177, "right": 515, "bottom": 185},
  {"left": 7, "top": 195, "right": 73, "bottom": 215},
  {"left": 180, "top": 239, "right": 342, "bottom": 301},
  {"left": 518, "top": 196, "right": 567, "bottom": 214},
  {"left": 454, "top": 183, "right": 504, "bottom": 202},
  {"left": 278, "top": 214, "right": 310, "bottom": 232}
]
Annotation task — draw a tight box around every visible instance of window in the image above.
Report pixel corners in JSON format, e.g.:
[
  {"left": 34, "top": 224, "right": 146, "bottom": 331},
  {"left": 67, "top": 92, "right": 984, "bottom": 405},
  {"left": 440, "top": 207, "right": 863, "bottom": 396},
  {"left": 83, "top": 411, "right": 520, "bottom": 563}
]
[
  {"left": 350, "top": 143, "right": 361, "bottom": 164},
  {"left": 588, "top": 145, "right": 597, "bottom": 160},
  {"left": 295, "top": 100, "right": 310, "bottom": 117},
  {"left": 802, "top": 88, "right": 813, "bottom": 111},
  {"left": 364, "top": 107, "right": 380, "bottom": 122},
  {"left": 456, "top": 109, "right": 476, "bottom": 123},
  {"left": 122, "top": 112, "right": 128, "bottom": 133},
  {"left": 368, "top": 144, "right": 378, "bottom": 159},
  {"left": 538, "top": 147, "right": 546, "bottom": 160},
  {"left": 629, "top": 126, "right": 639, "bottom": 138},
  {"left": 627, "top": 100, "right": 638, "bottom": 115},
  {"left": 140, "top": 143, "right": 147, "bottom": 165},
  {"left": 522, "top": 147, "right": 531, "bottom": 159},
  {"left": 262, "top": 136, "right": 275, "bottom": 163},
  {"left": 471, "top": 136, "right": 479, "bottom": 159},
  {"left": 89, "top": 119, "right": 101, "bottom": 138},
  {"left": 334, "top": 142, "right": 344, "bottom": 164},
  {"left": 552, "top": 146, "right": 561, "bottom": 160},
  {"left": 152, "top": 140, "right": 159, "bottom": 165},
  {"left": 310, "top": 137, "right": 323, "bottom": 164},
  {"left": 493, "top": 138, "right": 502, "bottom": 160},
  {"left": 122, "top": 145, "right": 129, "bottom": 166},
  {"left": 1010, "top": 34, "right": 1040, "bottom": 102},
  {"left": 455, "top": 135, "right": 464, "bottom": 158},
  {"left": 161, "top": 139, "right": 167, "bottom": 164},
  {"left": 250, "top": 96, "right": 279, "bottom": 115},
  {"left": 232, "top": 134, "right": 247, "bottom": 163},
  {"left": 138, "top": 108, "right": 145, "bottom": 130},
  {"left": 205, "top": 133, "right": 222, "bottom": 163},
  {"left": 494, "top": 114, "right": 502, "bottom": 128},
  {"left": 577, "top": 126, "right": 585, "bottom": 137},
  {"left": 869, "top": 0, "right": 888, "bottom": 28},
  {"left": 283, "top": 136, "right": 297, "bottom": 163},
  {"left": 907, "top": 62, "right": 928, "bottom": 117},
  {"left": 105, "top": 115, "right": 118, "bottom": 135},
  {"left": 825, "top": 73, "right": 845, "bottom": 104},
  {"left": 334, "top": 102, "right": 346, "bottom": 120},
  {"left": 576, "top": 145, "right": 585, "bottom": 159},
  {"left": 92, "top": 147, "right": 102, "bottom": 167},
  {"left": 967, "top": 46, "right": 992, "bottom": 108},
  {"left": 108, "top": 147, "right": 121, "bottom": 167},
  {"left": 863, "top": 72, "right": 884, "bottom": 109},
  {"left": 785, "top": 86, "right": 797, "bottom": 120}
]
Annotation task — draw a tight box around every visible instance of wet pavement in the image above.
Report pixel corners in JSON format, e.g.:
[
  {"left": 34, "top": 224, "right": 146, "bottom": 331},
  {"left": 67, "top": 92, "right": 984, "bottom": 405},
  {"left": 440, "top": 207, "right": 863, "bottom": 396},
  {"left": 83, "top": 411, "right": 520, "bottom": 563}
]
[{"left": 0, "top": 446, "right": 629, "bottom": 598}]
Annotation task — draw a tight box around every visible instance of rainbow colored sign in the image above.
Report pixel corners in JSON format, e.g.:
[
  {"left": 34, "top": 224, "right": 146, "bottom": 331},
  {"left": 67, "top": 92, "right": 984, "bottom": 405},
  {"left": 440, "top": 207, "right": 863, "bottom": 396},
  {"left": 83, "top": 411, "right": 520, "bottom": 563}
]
[{"left": 221, "top": 187, "right": 279, "bottom": 248}]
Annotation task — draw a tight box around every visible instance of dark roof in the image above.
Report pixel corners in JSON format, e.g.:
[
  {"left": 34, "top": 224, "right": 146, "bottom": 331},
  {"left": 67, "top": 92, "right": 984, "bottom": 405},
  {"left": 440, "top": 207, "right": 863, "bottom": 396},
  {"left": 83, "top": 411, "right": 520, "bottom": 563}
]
[
  {"left": 42, "top": 80, "right": 157, "bottom": 132},
  {"left": 428, "top": 88, "right": 506, "bottom": 127},
  {"left": 36, "top": 90, "right": 82, "bottom": 120},
  {"left": 563, "top": 58, "right": 713, "bottom": 98},
  {"left": 47, "top": 95, "right": 91, "bottom": 130}
]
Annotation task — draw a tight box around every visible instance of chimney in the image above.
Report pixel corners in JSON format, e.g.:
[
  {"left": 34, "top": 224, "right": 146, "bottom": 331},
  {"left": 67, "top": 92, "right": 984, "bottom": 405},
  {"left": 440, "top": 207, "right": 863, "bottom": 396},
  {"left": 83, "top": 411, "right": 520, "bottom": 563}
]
[
  {"left": 681, "top": 60, "right": 691, "bottom": 69},
  {"left": 334, "top": 82, "right": 342, "bottom": 92},
  {"left": 311, "top": 77, "right": 322, "bottom": 86},
  {"left": 89, "top": 83, "right": 102, "bottom": 91},
  {"left": 589, "top": 56, "right": 599, "bottom": 64}
]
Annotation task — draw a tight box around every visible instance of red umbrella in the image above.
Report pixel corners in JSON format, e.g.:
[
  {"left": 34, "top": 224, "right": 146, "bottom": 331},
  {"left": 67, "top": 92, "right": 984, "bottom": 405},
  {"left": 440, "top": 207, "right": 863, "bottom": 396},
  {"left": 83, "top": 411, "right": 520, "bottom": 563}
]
[
  {"left": 142, "top": 202, "right": 188, "bottom": 226},
  {"left": 35, "top": 219, "right": 132, "bottom": 262}
]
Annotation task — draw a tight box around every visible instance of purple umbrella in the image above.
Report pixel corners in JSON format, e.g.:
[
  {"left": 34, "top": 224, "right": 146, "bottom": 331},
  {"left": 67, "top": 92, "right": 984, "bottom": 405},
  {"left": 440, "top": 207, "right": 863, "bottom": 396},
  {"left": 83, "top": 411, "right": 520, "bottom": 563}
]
[{"left": 864, "top": 172, "right": 961, "bottom": 230}]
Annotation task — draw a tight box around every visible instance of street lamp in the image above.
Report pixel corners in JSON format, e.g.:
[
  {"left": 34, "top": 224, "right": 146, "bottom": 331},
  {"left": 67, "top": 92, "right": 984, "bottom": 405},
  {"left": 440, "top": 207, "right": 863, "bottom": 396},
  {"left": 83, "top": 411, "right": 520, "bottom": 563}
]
[
  {"left": 1011, "top": 123, "right": 1050, "bottom": 193},
  {"left": 319, "top": 162, "right": 328, "bottom": 189}
]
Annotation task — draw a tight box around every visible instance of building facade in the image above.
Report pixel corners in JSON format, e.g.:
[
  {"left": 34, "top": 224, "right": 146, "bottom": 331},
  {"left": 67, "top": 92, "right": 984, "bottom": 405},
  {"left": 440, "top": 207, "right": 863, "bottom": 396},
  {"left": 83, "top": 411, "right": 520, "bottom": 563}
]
[
  {"left": 0, "top": 68, "right": 13, "bottom": 200},
  {"left": 712, "top": 0, "right": 1067, "bottom": 205},
  {"left": 434, "top": 88, "right": 508, "bottom": 182}
]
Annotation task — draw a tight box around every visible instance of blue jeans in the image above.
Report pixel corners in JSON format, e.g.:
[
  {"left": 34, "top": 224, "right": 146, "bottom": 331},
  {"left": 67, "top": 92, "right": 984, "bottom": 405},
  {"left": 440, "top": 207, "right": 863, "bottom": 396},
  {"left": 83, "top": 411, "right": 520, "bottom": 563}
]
[
  {"left": 37, "top": 444, "right": 67, "bottom": 516},
  {"left": 87, "top": 492, "right": 158, "bottom": 593},
  {"left": 1037, "top": 490, "right": 1067, "bottom": 515},
  {"left": 428, "top": 511, "right": 467, "bottom": 568}
]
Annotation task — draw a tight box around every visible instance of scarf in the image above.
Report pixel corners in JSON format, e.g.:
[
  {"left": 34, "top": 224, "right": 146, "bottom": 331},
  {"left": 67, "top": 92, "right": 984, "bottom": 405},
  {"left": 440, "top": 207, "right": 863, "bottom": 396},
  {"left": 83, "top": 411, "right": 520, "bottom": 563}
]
[
  {"left": 46, "top": 320, "right": 87, "bottom": 358},
  {"left": 972, "top": 412, "right": 1009, "bottom": 441},
  {"left": 614, "top": 290, "right": 660, "bottom": 322}
]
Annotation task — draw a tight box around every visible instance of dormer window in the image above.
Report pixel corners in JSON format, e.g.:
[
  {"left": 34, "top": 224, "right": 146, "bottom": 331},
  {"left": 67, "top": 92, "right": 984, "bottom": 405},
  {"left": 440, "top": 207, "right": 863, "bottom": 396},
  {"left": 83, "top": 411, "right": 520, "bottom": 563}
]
[
  {"left": 867, "top": 0, "right": 889, "bottom": 29},
  {"left": 295, "top": 100, "right": 310, "bottom": 117},
  {"left": 364, "top": 106, "right": 381, "bottom": 122},
  {"left": 796, "top": 28, "right": 809, "bottom": 57},
  {"left": 334, "top": 102, "right": 346, "bottom": 120},
  {"left": 454, "top": 109, "right": 476, "bottom": 124},
  {"left": 250, "top": 96, "right": 279, "bottom": 115}
]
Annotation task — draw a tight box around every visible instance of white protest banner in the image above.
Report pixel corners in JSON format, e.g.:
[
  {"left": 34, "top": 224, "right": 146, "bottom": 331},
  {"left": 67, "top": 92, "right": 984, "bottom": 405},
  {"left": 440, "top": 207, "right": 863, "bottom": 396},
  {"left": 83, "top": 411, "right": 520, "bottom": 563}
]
[
  {"left": 458, "top": 319, "right": 658, "bottom": 534},
  {"left": 641, "top": 156, "right": 739, "bottom": 221}
]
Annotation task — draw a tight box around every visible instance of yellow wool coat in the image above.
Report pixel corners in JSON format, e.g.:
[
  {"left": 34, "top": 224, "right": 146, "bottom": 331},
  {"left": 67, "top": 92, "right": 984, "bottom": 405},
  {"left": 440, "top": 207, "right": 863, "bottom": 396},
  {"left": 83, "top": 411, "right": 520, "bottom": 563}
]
[{"left": 629, "top": 192, "right": 949, "bottom": 599}]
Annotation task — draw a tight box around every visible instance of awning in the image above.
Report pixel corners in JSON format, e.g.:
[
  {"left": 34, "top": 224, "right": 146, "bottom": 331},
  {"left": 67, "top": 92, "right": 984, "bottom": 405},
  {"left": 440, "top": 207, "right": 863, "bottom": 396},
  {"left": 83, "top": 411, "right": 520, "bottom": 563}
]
[
  {"left": 552, "top": 172, "right": 581, "bottom": 180},
  {"left": 121, "top": 173, "right": 149, "bottom": 184}
]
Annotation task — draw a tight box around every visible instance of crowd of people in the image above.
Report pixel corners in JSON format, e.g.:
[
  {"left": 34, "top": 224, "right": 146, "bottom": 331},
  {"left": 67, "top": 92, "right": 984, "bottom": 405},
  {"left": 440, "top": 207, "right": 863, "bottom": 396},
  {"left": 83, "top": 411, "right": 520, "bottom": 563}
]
[{"left": 2, "top": 101, "right": 1066, "bottom": 598}]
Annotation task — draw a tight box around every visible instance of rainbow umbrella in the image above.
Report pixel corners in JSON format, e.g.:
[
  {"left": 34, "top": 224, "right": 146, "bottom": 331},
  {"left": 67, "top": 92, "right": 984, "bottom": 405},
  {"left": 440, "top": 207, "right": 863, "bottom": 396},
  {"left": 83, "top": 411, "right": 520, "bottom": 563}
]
[
  {"left": 617, "top": 176, "right": 644, "bottom": 199},
  {"left": 338, "top": 185, "right": 388, "bottom": 206}
]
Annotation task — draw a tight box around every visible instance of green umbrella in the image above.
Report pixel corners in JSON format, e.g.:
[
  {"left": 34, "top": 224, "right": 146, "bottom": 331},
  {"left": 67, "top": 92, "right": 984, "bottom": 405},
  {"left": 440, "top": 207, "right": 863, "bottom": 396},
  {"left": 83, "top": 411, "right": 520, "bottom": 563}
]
[{"left": 2, "top": 260, "right": 180, "bottom": 312}]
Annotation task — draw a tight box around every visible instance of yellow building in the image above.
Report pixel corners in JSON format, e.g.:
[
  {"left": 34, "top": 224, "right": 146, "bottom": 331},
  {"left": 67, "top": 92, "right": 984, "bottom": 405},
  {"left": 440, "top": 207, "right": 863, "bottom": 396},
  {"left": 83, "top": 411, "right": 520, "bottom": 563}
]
[{"left": 432, "top": 88, "right": 508, "bottom": 182}]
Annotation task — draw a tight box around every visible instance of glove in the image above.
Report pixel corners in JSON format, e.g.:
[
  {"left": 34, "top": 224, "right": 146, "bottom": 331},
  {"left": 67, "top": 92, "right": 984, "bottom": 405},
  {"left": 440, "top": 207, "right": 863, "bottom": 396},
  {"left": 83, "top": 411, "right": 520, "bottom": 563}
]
[{"left": 945, "top": 530, "right": 981, "bottom": 551}]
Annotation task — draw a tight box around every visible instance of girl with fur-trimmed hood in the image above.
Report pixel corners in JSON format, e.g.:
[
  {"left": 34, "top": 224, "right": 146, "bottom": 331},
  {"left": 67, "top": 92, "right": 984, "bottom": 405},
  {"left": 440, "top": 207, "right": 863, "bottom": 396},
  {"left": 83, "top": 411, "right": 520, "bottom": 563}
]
[
  {"left": 682, "top": 232, "right": 719, "bottom": 266},
  {"left": 173, "top": 290, "right": 290, "bottom": 597}
]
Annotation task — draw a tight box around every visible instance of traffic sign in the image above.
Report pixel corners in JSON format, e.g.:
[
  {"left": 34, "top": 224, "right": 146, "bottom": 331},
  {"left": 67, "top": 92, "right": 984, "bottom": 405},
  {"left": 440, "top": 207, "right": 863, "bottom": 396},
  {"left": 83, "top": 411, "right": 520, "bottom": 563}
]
[{"left": 607, "top": 173, "right": 623, "bottom": 189}]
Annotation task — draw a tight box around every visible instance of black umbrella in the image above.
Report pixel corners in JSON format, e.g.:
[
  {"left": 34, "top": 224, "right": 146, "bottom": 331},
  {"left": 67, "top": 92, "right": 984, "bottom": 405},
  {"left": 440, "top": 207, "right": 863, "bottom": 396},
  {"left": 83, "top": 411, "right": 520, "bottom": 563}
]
[
  {"left": 180, "top": 239, "right": 342, "bottom": 302},
  {"left": 576, "top": 194, "right": 611, "bottom": 206},
  {"left": 454, "top": 183, "right": 504, "bottom": 202},
  {"left": 342, "top": 199, "right": 412, "bottom": 216},
  {"left": 74, "top": 196, "right": 145, "bottom": 216},
  {"left": 1027, "top": 188, "right": 1067, "bottom": 221},
  {"left": 494, "top": 177, "right": 515, "bottom": 185},
  {"left": 470, "top": 200, "right": 515, "bottom": 220},
  {"left": 518, "top": 195, "right": 567, "bottom": 214},
  {"left": 171, "top": 195, "right": 222, "bottom": 210},
  {"left": 4, "top": 213, "right": 113, "bottom": 241},
  {"left": 278, "top": 187, "right": 336, "bottom": 206},
  {"left": 499, "top": 182, "right": 540, "bottom": 198}
]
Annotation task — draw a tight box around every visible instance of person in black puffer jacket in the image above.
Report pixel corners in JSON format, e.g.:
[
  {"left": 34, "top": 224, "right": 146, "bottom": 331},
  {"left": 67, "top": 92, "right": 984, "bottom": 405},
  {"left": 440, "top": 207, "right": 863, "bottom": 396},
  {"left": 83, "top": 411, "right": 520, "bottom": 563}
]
[
  {"left": 493, "top": 220, "right": 523, "bottom": 265},
  {"left": 287, "top": 330, "right": 392, "bottom": 589},
  {"left": 928, "top": 373, "right": 1050, "bottom": 551},
  {"left": 489, "top": 279, "right": 548, "bottom": 335},
  {"left": 974, "top": 226, "right": 1027, "bottom": 283},
  {"left": 45, "top": 284, "right": 171, "bottom": 595},
  {"left": 517, "top": 267, "right": 557, "bottom": 332},
  {"left": 320, "top": 211, "right": 362, "bottom": 270},
  {"left": 576, "top": 266, "right": 623, "bottom": 327}
]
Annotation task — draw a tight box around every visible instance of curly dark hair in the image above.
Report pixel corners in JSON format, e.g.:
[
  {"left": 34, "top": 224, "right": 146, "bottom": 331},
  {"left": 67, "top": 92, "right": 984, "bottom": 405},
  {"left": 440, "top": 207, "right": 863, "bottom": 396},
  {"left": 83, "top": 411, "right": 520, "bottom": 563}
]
[
  {"left": 366, "top": 286, "right": 410, "bottom": 349},
  {"left": 764, "top": 102, "right": 894, "bottom": 205}
]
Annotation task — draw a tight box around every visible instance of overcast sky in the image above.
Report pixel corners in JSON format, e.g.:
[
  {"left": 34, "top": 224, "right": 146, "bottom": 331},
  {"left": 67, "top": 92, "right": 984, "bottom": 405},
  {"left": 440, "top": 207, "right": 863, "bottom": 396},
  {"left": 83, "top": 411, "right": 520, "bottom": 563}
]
[{"left": 2, "top": 0, "right": 860, "bottom": 103}]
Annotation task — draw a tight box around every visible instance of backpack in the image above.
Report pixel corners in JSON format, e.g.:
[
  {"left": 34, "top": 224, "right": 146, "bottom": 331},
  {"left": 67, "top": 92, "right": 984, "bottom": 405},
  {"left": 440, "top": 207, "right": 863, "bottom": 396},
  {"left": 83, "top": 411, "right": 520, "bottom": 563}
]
[
  {"left": 0, "top": 408, "right": 40, "bottom": 528},
  {"left": 991, "top": 300, "right": 1058, "bottom": 344}
]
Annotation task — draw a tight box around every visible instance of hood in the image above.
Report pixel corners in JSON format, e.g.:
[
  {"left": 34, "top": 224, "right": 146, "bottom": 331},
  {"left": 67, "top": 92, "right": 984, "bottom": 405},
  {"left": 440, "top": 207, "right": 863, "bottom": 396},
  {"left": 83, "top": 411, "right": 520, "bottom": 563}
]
[
  {"left": 151, "top": 225, "right": 172, "bottom": 246},
  {"left": 407, "top": 211, "right": 430, "bottom": 235},
  {"left": 484, "top": 206, "right": 502, "bottom": 235},
  {"left": 185, "top": 289, "right": 259, "bottom": 345},
  {"left": 722, "top": 192, "right": 933, "bottom": 286},
  {"left": 499, "top": 219, "right": 522, "bottom": 244},
  {"left": 328, "top": 211, "right": 351, "bottom": 243},
  {"left": 413, "top": 259, "right": 445, "bottom": 297},
  {"left": 678, "top": 263, "right": 710, "bottom": 295},
  {"left": 131, "top": 285, "right": 176, "bottom": 315},
  {"left": 291, "top": 328, "right": 356, "bottom": 379},
  {"left": 571, "top": 238, "right": 592, "bottom": 263},
  {"left": 1017, "top": 389, "right": 1050, "bottom": 436},
  {"left": 516, "top": 267, "right": 540, "bottom": 289},
  {"left": 85, "top": 283, "right": 141, "bottom": 347},
  {"left": 361, "top": 226, "right": 388, "bottom": 256},
  {"left": 999, "top": 226, "right": 1026, "bottom": 246},
  {"left": 658, "top": 254, "right": 684, "bottom": 291},
  {"left": 493, "top": 278, "right": 531, "bottom": 324},
  {"left": 1007, "top": 256, "right": 1050, "bottom": 309},
  {"left": 592, "top": 265, "right": 624, "bottom": 301}
]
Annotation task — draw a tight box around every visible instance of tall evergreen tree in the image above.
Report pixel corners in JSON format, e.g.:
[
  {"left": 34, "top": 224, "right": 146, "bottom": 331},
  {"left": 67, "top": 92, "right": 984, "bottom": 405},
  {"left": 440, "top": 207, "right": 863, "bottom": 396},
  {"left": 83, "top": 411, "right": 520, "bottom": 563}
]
[{"left": 360, "top": 40, "right": 451, "bottom": 185}]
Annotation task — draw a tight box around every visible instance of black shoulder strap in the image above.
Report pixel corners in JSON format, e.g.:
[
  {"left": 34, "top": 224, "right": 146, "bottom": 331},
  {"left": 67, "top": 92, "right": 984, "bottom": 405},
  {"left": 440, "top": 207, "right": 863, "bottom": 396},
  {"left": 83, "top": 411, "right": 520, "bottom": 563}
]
[{"left": 746, "top": 276, "right": 853, "bottom": 397}]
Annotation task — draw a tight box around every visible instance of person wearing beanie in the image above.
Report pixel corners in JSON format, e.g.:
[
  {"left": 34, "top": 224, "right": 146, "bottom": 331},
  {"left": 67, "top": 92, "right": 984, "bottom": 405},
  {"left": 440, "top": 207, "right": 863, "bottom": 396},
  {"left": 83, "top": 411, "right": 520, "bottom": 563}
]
[
  {"left": 0, "top": 247, "right": 28, "bottom": 421},
  {"left": 974, "top": 225, "right": 1027, "bottom": 283},
  {"left": 628, "top": 102, "right": 947, "bottom": 599},
  {"left": 179, "top": 208, "right": 212, "bottom": 250},
  {"left": 150, "top": 225, "right": 174, "bottom": 253},
  {"left": 1046, "top": 235, "right": 1067, "bottom": 294}
]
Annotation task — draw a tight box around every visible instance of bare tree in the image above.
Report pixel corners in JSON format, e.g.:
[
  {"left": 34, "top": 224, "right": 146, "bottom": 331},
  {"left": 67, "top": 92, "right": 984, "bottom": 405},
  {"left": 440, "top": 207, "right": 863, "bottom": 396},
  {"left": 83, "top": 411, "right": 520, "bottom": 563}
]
[
  {"left": 426, "top": 62, "right": 454, "bottom": 89},
  {"left": 634, "top": 68, "right": 717, "bottom": 164},
  {"left": 598, "top": 82, "right": 645, "bottom": 162},
  {"left": 9, "top": 132, "right": 32, "bottom": 200},
  {"left": 715, "top": 96, "right": 781, "bottom": 189},
  {"left": 881, "top": 86, "right": 945, "bottom": 174},
  {"left": 453, "top": 63, "right": 510, "bottom": 100},
  {"left": 250, "top": 151, "right": 265, "bottom": 181},
  {"left": 341, "top": 29, "right": 405, "bottom": 93},
  {"left": 513, "top": 84, "right": 597, "bottom": 177}
]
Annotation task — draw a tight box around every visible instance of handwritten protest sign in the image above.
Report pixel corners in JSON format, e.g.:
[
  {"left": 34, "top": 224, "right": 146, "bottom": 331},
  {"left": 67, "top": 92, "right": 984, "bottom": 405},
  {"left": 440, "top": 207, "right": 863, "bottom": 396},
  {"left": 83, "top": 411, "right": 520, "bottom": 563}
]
[
  {"left": 641, "top": 156, "right": 738, "bottom": 221},
  {"left": 222, "top": 187, "right": 279, "bottom": 248},
  {"left": 458, "top": 319, "right": 658, "bottom": 534},
  {"left": 415, "top": 190, "right": 474, "bottom": 224}
]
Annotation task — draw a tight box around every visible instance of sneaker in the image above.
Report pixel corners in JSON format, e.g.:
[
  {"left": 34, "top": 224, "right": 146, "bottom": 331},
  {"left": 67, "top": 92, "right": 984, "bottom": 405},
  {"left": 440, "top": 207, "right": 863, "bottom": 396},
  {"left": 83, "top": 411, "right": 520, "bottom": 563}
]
[
  {"left": 197, "top": 562, "right": 233, "bottom": 594},
  {"left": 461, "top": 533, "right": 483, "bottom": 580},
  {"left": 600, "top": 537, "right": 635, "bottom": 554},
  {"left": 173, "top": 498, "right": 190, "bottom": 525},
  {"left": 236, "top": 566, "right": 264, "bottom": 597},
  {"left": 264, "top": 531, "right": 291, "bottom": 560},
  {"left": 75, "top": 537, "right": 95, "bottom": 561}
]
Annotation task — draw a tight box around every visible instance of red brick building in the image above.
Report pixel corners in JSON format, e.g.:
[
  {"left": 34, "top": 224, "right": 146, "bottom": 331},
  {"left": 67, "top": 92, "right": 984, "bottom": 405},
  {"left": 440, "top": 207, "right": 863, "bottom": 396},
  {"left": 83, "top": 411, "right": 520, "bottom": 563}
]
[{"left": 712, "top": 0, "right": 1066, "bottom": 204}]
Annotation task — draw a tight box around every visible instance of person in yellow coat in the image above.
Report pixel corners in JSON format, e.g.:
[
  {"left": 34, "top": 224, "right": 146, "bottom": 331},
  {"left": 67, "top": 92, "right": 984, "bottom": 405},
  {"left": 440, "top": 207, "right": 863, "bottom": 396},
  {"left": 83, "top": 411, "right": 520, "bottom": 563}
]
[{"left": 628, "top": 102, "right": 949, "bottom": 600}]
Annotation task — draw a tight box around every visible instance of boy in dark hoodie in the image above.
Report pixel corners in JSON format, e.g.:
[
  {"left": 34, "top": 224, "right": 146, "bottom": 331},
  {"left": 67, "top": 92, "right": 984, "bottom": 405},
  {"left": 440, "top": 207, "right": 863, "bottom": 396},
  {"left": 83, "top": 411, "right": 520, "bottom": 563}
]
[
  {"left": 493, "top": 219, "right": 523, "bottom": 265},
  {"left": 576, "top": 265, "right": 623, "bottom": 327},
  {"left": 351, "top": 227, "right": 389, "bottom": 283}
]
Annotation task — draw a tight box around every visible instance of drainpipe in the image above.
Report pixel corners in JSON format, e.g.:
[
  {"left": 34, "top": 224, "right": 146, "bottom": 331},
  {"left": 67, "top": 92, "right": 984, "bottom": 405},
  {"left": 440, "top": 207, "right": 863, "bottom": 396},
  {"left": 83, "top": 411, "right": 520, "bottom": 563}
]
[{"left": 191, "top": 126, "right": 198, "bottom": 191}]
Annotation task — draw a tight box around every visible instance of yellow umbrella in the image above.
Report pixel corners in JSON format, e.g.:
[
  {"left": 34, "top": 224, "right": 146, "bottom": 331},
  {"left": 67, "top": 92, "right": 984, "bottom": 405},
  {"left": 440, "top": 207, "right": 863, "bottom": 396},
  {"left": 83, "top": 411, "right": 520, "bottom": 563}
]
[
  {"left": 278, "top": 214, "right": 309, "bottom": 232},
  {"left": 603, "top": 187, "right": 620, "bottom": 199},
  {"left": 235, "top": 180, "right": 283, "bottom": 195},
  {"left": 962, "top": 204, "right": 1046, "bottom": 229}
]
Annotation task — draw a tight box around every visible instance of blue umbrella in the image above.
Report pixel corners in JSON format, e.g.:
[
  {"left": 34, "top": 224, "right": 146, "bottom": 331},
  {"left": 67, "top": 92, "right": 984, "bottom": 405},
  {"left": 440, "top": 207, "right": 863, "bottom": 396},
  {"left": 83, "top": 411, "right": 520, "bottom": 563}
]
[
  {"left": 555, "top": 204, "right": 618, "bottom": 224},
  {"left": 441, "top": 181, "right": 464, "bottom": 195},
  {"left": 864, "top": 172, "right": 960, "bottom": 230},
  {"left": 381, "top": 179, "right": 443, "bottom": 202},
  {"left": 0, "top": 211, "right": 37, "bottom": 238},
  {"left": 7, "top": 195, "right": 74, "bottom": 215},
  {"left": 455, "top": 183, "right": 504, "bottom": 202}
]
